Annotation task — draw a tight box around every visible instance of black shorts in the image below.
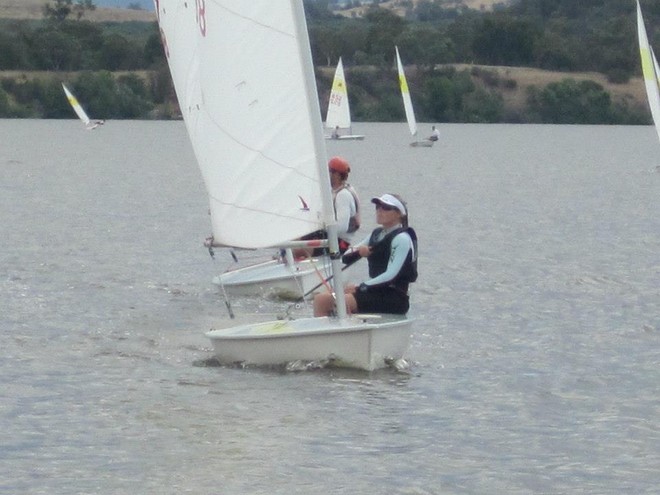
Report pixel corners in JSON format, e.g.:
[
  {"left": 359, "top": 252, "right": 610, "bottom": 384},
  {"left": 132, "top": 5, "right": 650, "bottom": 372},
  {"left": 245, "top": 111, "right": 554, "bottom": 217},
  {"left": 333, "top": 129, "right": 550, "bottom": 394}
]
[{"left": 354, "top": 286, "right": 409, "bottom": 315}]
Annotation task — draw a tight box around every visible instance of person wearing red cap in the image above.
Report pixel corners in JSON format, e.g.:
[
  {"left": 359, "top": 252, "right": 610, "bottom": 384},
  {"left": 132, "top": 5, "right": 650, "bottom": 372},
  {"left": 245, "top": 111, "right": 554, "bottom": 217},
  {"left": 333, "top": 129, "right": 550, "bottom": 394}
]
[
  {"left": 295, "top": 156, "right": 360, "bottom": 257},
  {"left": 328, "top": 156, "right": 360, "bottom": 251},
  {"left": 313, "top": 193, "right": 418, "bottom": 316}
]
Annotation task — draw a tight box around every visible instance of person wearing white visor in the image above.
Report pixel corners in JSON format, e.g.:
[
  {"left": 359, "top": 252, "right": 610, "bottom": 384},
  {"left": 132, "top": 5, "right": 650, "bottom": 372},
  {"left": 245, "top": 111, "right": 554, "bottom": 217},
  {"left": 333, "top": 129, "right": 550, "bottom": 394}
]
[{"left": 313, "top": 193, "right": 418, "bottom": 317}]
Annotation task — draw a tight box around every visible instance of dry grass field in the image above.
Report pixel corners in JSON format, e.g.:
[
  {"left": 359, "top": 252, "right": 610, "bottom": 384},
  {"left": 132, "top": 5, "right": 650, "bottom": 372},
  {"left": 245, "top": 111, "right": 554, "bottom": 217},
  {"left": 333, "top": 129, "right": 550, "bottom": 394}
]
[
  {"left": 1, "top": 0, "right": 505, "bottom": 21},
  {"left": 450, "top": 64, "right": 647, "bottom": 112},
  {"left": 338, "top": 0, "right": 512, "bottom": 17},
  {"left": 0, "top": 0, "right": 155, "bottom": 22}
]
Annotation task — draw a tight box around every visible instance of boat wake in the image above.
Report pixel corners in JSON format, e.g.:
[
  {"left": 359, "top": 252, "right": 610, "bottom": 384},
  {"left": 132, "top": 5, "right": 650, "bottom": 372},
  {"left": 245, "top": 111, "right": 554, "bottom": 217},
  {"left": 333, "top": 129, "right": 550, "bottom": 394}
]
[{"left": 193, "top": 356, "right": 412, "bottom": 373}]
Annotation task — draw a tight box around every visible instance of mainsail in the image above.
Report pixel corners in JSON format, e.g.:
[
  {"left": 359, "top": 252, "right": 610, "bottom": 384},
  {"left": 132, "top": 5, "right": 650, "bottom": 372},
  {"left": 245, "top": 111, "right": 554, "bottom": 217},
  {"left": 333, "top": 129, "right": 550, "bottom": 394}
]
[
  {"left": 156, "top": 0, "right": 332, "bottom": 249},
  {"left": 637, "top": 0, "right": 660, "bottom": 143},
  {"left": 396, "top": 46, "right": 418, "bottom": 138}
]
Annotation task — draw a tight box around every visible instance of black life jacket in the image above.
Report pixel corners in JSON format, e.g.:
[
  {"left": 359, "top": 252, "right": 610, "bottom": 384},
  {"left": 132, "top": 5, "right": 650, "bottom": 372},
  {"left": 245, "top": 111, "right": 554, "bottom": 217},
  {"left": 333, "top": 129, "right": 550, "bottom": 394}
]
[{"left": 367, "top": 226, "right": 418, "bottom": 292}]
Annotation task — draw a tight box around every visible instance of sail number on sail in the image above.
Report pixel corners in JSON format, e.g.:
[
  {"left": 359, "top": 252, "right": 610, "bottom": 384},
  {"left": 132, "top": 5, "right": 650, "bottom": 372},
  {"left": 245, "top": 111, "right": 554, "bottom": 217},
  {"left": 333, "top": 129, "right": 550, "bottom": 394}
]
[{"left": 195, "top": 0, "right": 207, "bottom": 36}]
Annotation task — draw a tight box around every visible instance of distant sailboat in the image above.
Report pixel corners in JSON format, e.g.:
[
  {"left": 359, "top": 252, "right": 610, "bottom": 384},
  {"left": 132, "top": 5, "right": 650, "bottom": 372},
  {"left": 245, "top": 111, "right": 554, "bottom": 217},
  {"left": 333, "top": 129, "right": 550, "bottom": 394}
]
[
  {"left": 325, "top": 57, "right": 365, "bottom": 140},
  {"left": 636, "top": 0, "right": 660, "bottom": 143},
  {"left": 62, "top": 83, "right": 104, "bottom": 130},
  {"left": 395, "top": 46, "right": 433, "bottom": 147}
]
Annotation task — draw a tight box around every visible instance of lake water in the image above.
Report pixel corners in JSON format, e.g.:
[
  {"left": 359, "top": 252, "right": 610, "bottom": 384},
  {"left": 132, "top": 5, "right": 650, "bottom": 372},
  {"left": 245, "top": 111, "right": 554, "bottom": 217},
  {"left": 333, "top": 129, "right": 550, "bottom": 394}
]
[{"left": 1, "top": 120, "right": 658, "bottom": 494}]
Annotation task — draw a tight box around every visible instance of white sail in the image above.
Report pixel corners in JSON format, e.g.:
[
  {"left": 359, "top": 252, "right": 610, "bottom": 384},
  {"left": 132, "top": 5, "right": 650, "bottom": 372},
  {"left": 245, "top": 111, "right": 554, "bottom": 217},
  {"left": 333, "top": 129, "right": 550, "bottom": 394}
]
[
  {"left": 637, "top": 0, "right": 660, "bottom": 143},
  {"left": 325, "top": 57, "right": 352, "bottom": 130},
  {"left": 157, "top": 0, "right": 332, "bottom": 249},
  {"left": 62, "top": 83, "right": 91, "bottom": 126},
  {"left": 396, "top": 46, "right": 417, "bottom": 137}
]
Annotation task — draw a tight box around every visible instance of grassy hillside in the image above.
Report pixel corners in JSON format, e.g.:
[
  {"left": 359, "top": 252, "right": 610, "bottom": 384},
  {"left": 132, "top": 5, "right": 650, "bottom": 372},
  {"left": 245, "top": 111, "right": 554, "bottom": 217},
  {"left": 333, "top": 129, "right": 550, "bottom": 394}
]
[
  {"left": 0, "top": 0, "right": 650, "bottom": 122},
  {"left": 0, "top": 0, "right": 155, "bottom": 22},
  {"left": 453, "top": 64, "right": 647, "bottom": 115},
  {"left": 338, "top": 0, "right": 512, "bottom": 17},
  {"left": 316, "top": 62, "right": 648, "bottom": 121}
]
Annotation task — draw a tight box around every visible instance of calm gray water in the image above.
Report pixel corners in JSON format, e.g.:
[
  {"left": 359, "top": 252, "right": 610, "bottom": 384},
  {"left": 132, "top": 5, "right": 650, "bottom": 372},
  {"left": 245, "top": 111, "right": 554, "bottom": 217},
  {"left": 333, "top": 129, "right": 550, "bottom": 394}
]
[{"left": 1, "top": 120, "right": 658, "bottom": 494}]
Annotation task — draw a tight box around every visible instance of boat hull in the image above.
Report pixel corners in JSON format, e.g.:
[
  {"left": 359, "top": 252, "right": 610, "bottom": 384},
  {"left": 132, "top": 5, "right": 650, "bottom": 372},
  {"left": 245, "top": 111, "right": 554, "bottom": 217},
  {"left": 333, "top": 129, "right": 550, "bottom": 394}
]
[
  {"left": 213, "top": 257, "right": 336, "bottom": 300},
  {"left": 206, "top": 315, "right": 412, "bottom": 371},
  {"left": 326, "top": 135, "right": 365, "bottom": 141},
  {"left": 410, "top": 140, "right": 434, "bottom": 147}
]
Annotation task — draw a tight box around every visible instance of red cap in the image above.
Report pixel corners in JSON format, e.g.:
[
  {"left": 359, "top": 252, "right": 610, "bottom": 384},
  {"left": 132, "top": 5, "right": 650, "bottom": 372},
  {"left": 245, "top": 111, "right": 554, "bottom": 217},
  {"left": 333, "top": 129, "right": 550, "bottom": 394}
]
[{"left": 328, "top": 156, "right": 350, "bottom": 174}]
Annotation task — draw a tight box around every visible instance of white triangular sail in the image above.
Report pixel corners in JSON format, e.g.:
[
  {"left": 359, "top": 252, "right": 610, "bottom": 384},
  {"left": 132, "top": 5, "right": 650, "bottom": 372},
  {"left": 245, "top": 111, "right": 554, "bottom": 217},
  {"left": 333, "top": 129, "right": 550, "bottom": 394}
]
[
  {"left": 637, "top": 0, "right": 660, "bottom": 143},
  {"left": 396, "top": 46, "right": 418, "bottom": 138},
  {"left": 324, "top": 58, "right": 363, "bottom": 139},
  {"left": 325, "top": 57, "right": 351, "bottom": 130},
  {"left": 62, "top": 83, "right": 91, "bottom": 126},
  {"left": 157, "top": 0, "right": 333, "bottom": 250}
]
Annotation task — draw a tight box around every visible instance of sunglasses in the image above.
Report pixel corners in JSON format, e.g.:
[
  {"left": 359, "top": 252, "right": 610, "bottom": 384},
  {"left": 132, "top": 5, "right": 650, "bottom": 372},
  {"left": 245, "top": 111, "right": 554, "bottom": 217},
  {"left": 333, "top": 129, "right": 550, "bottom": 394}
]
[{"left": 375, "top": 203, "right": 397, "bottom": 211}]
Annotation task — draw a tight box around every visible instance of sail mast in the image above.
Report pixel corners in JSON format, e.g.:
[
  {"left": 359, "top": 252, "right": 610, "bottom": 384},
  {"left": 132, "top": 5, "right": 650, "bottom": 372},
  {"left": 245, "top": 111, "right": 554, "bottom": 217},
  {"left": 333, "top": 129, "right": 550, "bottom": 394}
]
[{"left": 291, "top": 0, "right": 347, "bottom": 318}]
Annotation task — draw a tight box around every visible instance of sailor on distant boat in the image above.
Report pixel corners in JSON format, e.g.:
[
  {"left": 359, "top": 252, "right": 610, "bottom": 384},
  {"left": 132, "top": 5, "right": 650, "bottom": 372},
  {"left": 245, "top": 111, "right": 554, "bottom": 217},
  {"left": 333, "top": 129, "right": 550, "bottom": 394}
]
[
  {"left": 429, "top": 125, "right": 440, "bottom": 142},
  {"left": 87, "top": 120, "right": 105, "bottom": 130},
  {"left": 313, "top": 193, "right": 418, "bottom": 317}
]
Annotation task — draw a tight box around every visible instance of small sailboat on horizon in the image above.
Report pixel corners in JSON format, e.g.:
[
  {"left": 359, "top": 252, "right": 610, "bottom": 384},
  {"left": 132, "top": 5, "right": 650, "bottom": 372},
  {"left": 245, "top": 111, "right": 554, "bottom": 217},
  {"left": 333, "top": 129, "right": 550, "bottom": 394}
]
[
  {"left": 325, "top": 57, "right": 365, "bottom": 141},
  {"left": 62, "top": 83, "right": 104, "bottom": 130},
  {"left": 395, "top": 46, "right": 434, "bottom": 148}
]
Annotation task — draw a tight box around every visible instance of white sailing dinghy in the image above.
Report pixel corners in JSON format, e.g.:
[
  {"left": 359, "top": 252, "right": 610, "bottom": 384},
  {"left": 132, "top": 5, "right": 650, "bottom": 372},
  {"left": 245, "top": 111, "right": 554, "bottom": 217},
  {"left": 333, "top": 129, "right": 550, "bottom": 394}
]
[
  {"left": 636, "top": 0, "right": 660, "bottom": 144},
  {"left": 325, "top": 57, "right": 365, "bottom": 140},
  {"left": 212, "top": 249, "right": 336, "bottom": 301},
  {"left": 395, "top": 47, "right": 433, "bottom": 148},
  {"left": 62, "top": 83, "right": 104, "bottom": 130},
  {"left": 156, "top": 0, "right": 411, "bottom": 370}
]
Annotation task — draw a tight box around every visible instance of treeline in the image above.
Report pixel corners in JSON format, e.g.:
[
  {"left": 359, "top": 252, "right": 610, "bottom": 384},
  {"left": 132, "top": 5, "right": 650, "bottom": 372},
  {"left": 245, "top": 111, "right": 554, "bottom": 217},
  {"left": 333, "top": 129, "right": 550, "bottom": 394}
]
[
  {"left": 309, "top": 0, "right": 648, "bottom": 80},
  {"left": 0, "top": 0, "right": 654, "bottom": 124}
]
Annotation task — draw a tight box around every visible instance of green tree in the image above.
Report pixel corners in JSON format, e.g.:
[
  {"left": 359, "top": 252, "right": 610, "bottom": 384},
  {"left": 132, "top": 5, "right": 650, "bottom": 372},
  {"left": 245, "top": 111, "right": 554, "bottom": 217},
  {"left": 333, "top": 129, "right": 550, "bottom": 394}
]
[
  {"left": 472, "top": 15, "right": 540, "bottom": 66},
  {"left": 44, "top": 0, "right": 96, "bottom": 21},
  {"left": 396, "top": 26, "right": 454, "bottom": 69},
  {"left": 115, "top": 74, "right": 153, "bottom": 118},
  {"left": 29, "top": 27, "right": 82, "bottom": 70},
  {"left": 309, "top": 25, "right": 343, "bottom": 66},
  {"left": 364, "top": 7, "right": 406, "bottom": 65},
  {"left": 462, "top": 88, "right": 504, "bottom": 123},
  {"left": 42, "top": 79, "right": 73, "bottom": 118},
  {"left": 44, "top": 0, "right": 73, "bottom": 21},
  {"left": 527, "top": 79, "right": 615, "bottom": 124},
  {"left": 0, "top": 31, "right": 30, "bottom": 70},
  {"left": 144, "top": 26, "right": 166, "bottom": 67},
  {"left": 0, "top": 86, "right": 10, "bottom": 116},
  {"left": 99, "top": 34, "right": 142, "bottom": 70}
]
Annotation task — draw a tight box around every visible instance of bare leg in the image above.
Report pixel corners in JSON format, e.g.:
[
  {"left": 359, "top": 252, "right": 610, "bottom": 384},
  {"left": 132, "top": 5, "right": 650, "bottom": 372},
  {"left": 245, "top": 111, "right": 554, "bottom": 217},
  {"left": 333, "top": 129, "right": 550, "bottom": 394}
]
[
  {"left": 313, "top": 291, "right": 358, "bottom": 317},
  {"left": 313, "top": 292, "right": 334, "bottom": 317}
]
